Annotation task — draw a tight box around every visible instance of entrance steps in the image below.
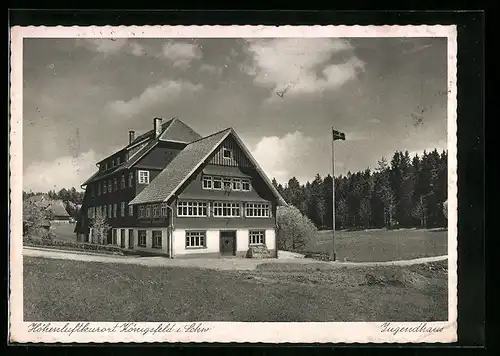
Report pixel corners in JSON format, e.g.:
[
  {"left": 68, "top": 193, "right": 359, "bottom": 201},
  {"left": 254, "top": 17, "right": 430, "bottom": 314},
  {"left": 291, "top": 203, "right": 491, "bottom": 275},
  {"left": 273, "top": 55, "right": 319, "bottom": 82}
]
[{"left": 246, "top": 245, "right": 272, "bottom": 259}]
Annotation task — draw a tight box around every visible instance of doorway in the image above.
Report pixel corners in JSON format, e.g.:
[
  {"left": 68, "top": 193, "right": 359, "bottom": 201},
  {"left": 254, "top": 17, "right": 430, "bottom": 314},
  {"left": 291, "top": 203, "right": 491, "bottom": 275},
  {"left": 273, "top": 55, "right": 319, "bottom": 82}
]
[
  {"left": 220, "top": 231, "right": 236, "bottom": 256},
  {"left": 128, "top": 229, "right": 134, "bottom": 249}
]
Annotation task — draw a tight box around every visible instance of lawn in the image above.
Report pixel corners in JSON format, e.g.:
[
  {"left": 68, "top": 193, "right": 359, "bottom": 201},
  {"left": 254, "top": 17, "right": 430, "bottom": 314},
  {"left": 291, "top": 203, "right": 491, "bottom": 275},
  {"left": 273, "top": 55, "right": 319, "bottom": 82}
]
[
  {"left": 23, "top": 257, "right": 448, "bottom": 322},
  {"left": 50, "top": 222, "right": 77, "bottom": 242},
  {"left": 306, "top": 228, "right": 448, "bottom": 262}
]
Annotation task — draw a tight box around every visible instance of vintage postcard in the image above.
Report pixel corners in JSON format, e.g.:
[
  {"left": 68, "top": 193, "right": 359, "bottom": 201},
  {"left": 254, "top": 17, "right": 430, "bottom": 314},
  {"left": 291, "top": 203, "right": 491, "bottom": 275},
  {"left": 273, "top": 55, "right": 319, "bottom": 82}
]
[{"left": 9, "top": 25, "right": 458, "bottom": 344}]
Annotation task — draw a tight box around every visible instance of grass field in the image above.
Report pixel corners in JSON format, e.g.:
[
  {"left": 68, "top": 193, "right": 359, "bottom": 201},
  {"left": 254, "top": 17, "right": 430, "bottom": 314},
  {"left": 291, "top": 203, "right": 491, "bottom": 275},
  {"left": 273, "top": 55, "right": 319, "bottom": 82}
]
[
  {"left": 306, "top": 228, "right": 448, "bottom": 262},
  {"left": 50, "top": 222, "right": 77, "bottom": 242},
  {"left": 24, "top": 257, "right": 448, "bottom": 322}
]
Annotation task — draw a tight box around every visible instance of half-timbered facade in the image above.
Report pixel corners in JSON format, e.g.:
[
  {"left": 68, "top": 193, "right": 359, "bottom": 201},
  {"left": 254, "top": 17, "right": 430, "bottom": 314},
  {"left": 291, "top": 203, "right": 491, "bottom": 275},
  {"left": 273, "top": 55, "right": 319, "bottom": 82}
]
[{"left": 75, "top": 117, "right": 286, "bottom": 258}]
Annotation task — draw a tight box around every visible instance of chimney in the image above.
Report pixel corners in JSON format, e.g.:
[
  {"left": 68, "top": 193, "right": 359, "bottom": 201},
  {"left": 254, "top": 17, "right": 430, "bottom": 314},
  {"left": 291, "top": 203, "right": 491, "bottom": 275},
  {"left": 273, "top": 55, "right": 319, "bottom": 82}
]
[
  {"left": 128, "top": 130, "right": 135, "bottom": 145},
  {"left": 153, "top": 117, "right": 163, "bottom": 138}
]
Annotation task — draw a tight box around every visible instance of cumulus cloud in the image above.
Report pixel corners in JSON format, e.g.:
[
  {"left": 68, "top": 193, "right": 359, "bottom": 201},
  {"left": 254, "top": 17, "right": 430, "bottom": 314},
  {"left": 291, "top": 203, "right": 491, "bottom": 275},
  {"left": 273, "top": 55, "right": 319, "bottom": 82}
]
[
  {"left": 78, "top": 39, "right": 145, "bottom": 57},
  {"left": 250, "top": 131, "right": 315, "bottom": 185},
  {"left": 242, "top": 38, "right": 365, "bottom": 97},
  {"left": 106, "top": 79, "right": 203, "bottom": 118},
  {"left": 199, "top": 64, "right": 222, "bottom": 75},
  {"left": 161, "top": 42, "right": 203, "bottom": 69},
  {"left": 23, "top": 150, "right": 99, "bottom": 192}
]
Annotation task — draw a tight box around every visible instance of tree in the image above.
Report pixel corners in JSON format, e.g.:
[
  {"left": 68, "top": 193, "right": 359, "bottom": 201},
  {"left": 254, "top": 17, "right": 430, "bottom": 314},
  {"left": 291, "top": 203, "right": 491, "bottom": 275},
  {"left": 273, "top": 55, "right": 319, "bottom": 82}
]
[
  {"left": 276, "top": 205, "right": 317, "bottom": 252},
  {"left": 23, "top": 200, "right": 53, "bottom": 238},
  {"left": 90, "top": 211, "right": 111, "bottom": 244}
]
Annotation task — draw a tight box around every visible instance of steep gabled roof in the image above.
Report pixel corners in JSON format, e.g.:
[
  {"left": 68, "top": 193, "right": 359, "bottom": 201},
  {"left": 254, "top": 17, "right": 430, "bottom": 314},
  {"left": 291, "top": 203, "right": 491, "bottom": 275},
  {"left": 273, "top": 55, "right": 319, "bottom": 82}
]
[
  {"left": 130, "top": 129, "right": 231, "bottom": 205},
  {"left": 159, "top": 117, "right": 202, "bottom": 143},
  {"left": 130, "top": 128, "right": 288, "bottom": 206},
  {"left": 26, "top": 195, "right": 70, "bottom": 217}
]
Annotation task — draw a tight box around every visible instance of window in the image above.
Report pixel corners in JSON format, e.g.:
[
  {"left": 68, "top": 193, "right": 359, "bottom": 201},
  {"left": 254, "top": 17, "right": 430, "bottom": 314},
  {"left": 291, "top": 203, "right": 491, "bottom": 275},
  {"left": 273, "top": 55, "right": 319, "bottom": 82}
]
[
  {"left": 108, "top": 180, "right": 112, "bottom": 193},
  {"left": 113, "top": 178, "right": 118, "bottom": 192},
  {"left": 242, "top": 179, "right": 251, "bottom": 191},
  {"left": 105, "top": 163, "right": 108, "bottom": 170},
  {"left": 138, "top": 206, "right": 144, "bottom": 218},
  {"left": 185, "top": 231, "right": 206, "bottom": 248},
  {"left": 232, "top": 178, "right": 241, "bottom": 190},
  {"left": 177, "top": 201, "right": 208, "bottom": 217},
  {"left": 112, "top": 159, "right": 115, "bottom": 167},
  {"left": 138, "top": 230, "right": 146, "bottom": 247},
  {"left": 152, "top": 204, "right": 160, "bottom": 217},
  {"left": 212, "top": 202, "right": 241, "bottom": 218},
  {"left": 202, "top": 175, "right": 213, "bottom": 189},
  {"left": 113, "top": 203, "right": 117, "bottom": 218},
  {"left": 103, "top": 205, "right": 107, "bottom": 217},
  {"left": 245, "top": 203, "right": 270, "bottom": 217},
  {"left": 223, "top": 178, "right": 232, "bottom": 190},
  {"left": 160, "top": 203, "right": 168, "bottom": 216},
  {"left": 91, "top": 185, "right": 95, "bottom": 198},
  {"left": 121, "top": 175, "right": 126, "bottom": 189},
  {"left": 129, "top": 172, "right": 134, "bottom": 187},
  {"left": 121, "top": 202, "right": 125, "bottom": 217},
  {"left": 108, "top": 204, "right": 112, "bottom": 218},
  {"left": 213, "top": 177, "right": 222, "bottom": 190},
  {"left": 138, "top": 170, "right": 150, "bottom": 184},
  {"left": 145, "top": 205, "right": 151, "bottom": 217},
  {"left": 116, "top": 157, "right": 121, "bottom": 165},
  {"left": 103, "top": 181, "right": 107, "bottom": 194},
  {"left": 222, "top": 148, "right": 232, "bottom": 159},
  {"left": 152, "top": 231, "right": 162, "bottom": 248},
  {"left": 129, "top": 204, "right": 134, "bottom": 216},
  {"left": 97, "top": 182, "right": 101, "bottom": 196},
  {"left": 249, "top": 230, "right": 266, "bottom": 245}
]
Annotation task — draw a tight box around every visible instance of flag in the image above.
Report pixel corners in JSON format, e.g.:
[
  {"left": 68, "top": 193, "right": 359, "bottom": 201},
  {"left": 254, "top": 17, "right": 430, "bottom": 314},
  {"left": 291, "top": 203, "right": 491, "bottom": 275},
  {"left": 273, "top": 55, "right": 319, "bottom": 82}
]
[{"left": 333, "top": 129, "right": 346, "bottom": 141}]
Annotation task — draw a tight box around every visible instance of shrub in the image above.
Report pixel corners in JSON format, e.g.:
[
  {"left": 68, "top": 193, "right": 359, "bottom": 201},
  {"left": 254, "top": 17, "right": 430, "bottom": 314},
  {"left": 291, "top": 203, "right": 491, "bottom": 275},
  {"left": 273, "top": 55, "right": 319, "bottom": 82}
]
[
  {"left": 276, "top": 205, "right": 317, "bottom": 252},
  {"left": 23, "top": 236, "right": 123, "bottom": 255}
]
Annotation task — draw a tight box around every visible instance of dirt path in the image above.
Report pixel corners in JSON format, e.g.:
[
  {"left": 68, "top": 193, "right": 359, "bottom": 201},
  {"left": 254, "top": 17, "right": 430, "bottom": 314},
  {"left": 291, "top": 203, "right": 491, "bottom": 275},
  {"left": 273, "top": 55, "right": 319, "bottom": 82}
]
[{"left": 23, "top": 246, "right": 447, "bottom": 271}]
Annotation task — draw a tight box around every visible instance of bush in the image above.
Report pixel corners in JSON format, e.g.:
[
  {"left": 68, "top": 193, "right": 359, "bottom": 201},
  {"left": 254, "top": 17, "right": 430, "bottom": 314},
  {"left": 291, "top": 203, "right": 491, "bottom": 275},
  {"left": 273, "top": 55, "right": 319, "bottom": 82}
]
[
  {"left": 23, "top": 236, "right": 123, "bottom": 255},
  {"left": 276, "top": 205, "right": 317, "bottom": 252}
]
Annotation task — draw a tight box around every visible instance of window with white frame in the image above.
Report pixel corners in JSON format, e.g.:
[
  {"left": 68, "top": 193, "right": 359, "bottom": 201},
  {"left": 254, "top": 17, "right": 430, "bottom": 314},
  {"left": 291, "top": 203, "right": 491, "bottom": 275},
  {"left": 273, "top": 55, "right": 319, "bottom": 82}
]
[
  {"left": 245, "top": 203, "right": 270, "bottom": 217},
  {"left": 108, "top": 204, "right": 112, "bottom": 218},
  {"left": 152, "top": 230, "right": 162, "bottom": 248},
  {"left": 108, "top": 180, "right": 112, "bottom": 193},
  {"left": 161, "top": 203, "right": 168, "bottom": 216},
  {"left": 113, "top": 204, "right": 117, "bottom": 218},
  {"left": 222, "top": 147, "right": 232, "bottom": 159},
  {"left": 138, "top": 206, "right": 144, "bottom": 218},
  {"left": 103, "top": 181, "right": 107, "bottom": 194},
  {"left": 103, "top": 205, "right": 107, "bottom": 217},
  {"left": 223, "top": 178, "right": 232, "bottom": 190},
  {"left": 213, "top": 177, "right": 222, "bottom": 190},
  {"left": 249, "top": 230, "right": 266, "bottom": 245},
  {"left": 138, "top": 170, "right": 150, "bottom": 184},
  {"left": 138, "top": 230, "right": 146, "bottom": 247},
  {"left": 202, "top": 175, "right": 213, "bottom": 189},
  {"left": 242, "top": 179, "right": 251, "bottom": 191},
  {"left": 129, "top": 204, "right": 133, "bottom": 216},
  {"left": 121, "top": 174, "right": 126, "bottom": 189},
  {"left": 145, "top": 205, "right": 151, "bottom": 217},
  {"left": 177, "top": 201, "right": 208, "bottom": 217},
  {"left": 232, "top": 178, "right": 241, "bottom": 190},
  {"left": 185, "top": 231, "right": 206, "bottom": 248},
  {"left": 152, "top": 204, "right": 160, "bottom": 217},
  {"left": 113, "top": 178, "right": 118, "bottom": 191},
  {"left": 212, "top": 202, "right": 241, "bottom": 217},
  {"left": 121, "top": 202, "right": 125, "bottom": 217}
]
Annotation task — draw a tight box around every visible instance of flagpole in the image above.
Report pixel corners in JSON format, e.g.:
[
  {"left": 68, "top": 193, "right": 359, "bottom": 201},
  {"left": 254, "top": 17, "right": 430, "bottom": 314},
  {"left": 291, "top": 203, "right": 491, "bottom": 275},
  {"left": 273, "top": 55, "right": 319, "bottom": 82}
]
[{"left": 331, "top": 127, "right": 336, "bottom": 262}]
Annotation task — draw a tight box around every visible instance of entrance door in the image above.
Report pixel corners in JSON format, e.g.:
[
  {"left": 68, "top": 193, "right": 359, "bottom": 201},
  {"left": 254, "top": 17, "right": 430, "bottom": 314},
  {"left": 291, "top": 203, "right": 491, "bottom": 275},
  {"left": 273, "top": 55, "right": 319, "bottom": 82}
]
[
  {"left": 106, "top": 229, "right": 112, "bottom": 245},
  {"left": 220, "top": 231, "right": 236, "bottom": 256},
  {"left": 120, "top": 229, "right": 126, "bottom": 248},
  {"left": 128, "top": 229, "right": 134, "bottom": 249}
]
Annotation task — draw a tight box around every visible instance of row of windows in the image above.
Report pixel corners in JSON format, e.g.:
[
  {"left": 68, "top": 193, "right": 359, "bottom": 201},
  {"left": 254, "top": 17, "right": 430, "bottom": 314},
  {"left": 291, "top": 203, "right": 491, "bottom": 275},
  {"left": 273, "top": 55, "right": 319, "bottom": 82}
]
[
  {"left": 87, "top": 202, "right": 134, "bottom": 219},
  {"left": 138, "top": 203, "right": 170, "bottom": 218},
  {"left": 202, "top": 175, "right": 251, "bottom": 191},
  {"left": 100, "top": 156, "right": 124, "bottom": 172},
  {"left": 89, "top": 170, "right": 150, "bottom": 198},
  {"left": 176, "top": 201, "right": 271, "bottom": 218}
]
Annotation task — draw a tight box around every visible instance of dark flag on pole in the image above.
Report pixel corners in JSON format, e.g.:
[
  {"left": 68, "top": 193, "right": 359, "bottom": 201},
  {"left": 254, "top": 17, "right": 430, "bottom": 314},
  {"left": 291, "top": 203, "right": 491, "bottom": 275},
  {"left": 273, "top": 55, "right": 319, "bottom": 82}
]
[{"left": 333, "top": 129, "right": 346, "bottom": 141}]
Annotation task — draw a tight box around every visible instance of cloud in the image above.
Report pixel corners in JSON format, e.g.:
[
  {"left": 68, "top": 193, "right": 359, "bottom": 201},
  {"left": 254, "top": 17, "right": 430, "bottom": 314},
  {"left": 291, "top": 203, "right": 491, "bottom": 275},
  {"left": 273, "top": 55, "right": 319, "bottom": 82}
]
[
  {"left": 161, "top": 42, "right": 203, "bottom": 69},
  {"left": 242, "top": 38, "right": 365, "bottom": 97},
  {"left": 199, "top": 64, "right": 222, "bottom": 75},
  {"left": 367, "top": 118, "right": 381, "bottom": 124},
  {"left": 23, "top": 150, "right": 99, "bottom": 192},
  {"left": 78, "top": 39, "right": 145, "bottom": 57},
  {"left": 106, "top": 79, "right": 203, "bottom": 118},
  {"left": 250, "top": 131, "right": 314, "bottom": 185}
]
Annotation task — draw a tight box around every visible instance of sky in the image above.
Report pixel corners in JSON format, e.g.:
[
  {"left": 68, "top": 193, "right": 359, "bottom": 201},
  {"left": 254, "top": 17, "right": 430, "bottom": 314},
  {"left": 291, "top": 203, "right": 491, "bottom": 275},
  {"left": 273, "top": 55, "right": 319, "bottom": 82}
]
[{"left": 22, "top": 37, "right": 448, "bottom": 192}]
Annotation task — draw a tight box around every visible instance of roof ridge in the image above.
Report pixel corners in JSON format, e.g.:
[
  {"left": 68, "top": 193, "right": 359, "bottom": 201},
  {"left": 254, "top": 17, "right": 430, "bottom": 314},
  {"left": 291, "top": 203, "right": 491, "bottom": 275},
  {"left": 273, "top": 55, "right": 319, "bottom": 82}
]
[{"left": 188, "top": 127, "right": 232, "bottom": 145}]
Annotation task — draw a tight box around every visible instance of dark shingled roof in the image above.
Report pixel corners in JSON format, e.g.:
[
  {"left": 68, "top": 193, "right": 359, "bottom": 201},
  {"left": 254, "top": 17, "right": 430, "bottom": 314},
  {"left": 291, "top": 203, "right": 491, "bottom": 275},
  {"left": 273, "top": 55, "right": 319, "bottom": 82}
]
[
  {"left": 26, "top": 195, "right": 70, "bottom": 218},
  {"left": 159, "top": 118, "right": 202, "bottom": 143},
  {"left": 130, "top": 129, "right": 231, "bottom": 205}
]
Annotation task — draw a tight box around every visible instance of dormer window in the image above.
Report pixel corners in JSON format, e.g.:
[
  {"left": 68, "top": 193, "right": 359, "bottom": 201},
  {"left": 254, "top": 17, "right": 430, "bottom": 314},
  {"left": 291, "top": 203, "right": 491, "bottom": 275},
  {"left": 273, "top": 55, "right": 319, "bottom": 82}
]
[
  {"left": 116, "top": 157, "right": 121, "bottom": 165},
  {"left": 138, "top": 170, "right": 150, "bottom": 184},
  {"left": 222, "top": 148, "right": 232, "bottom": 160}
]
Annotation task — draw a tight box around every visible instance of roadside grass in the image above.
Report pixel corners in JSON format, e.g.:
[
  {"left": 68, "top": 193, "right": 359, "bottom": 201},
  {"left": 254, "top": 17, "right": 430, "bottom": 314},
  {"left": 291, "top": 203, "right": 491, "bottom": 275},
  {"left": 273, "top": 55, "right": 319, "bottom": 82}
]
[
  {"left": 24, "top": 257, "right": 448, "bottom": 322},
  {"left": 305, "top": 228, "right": 448, "bottom": 262},
  {"left": 50, "top": 222, "right": 77, "bottom": 242}
]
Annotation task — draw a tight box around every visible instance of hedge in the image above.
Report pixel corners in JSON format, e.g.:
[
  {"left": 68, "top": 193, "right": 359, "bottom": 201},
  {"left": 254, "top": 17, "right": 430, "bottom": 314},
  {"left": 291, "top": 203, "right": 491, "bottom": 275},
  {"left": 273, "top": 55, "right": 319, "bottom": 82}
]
[{"left": 24, "top": 236, "right": 124, "bottom": 255}]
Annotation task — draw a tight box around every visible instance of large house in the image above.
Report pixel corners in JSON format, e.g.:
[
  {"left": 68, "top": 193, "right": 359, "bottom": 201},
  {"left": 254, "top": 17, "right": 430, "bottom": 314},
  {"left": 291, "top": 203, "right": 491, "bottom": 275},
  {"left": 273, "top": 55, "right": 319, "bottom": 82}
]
[{"left": 75, "top": 118, "right": 286, "bottom": 258}]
